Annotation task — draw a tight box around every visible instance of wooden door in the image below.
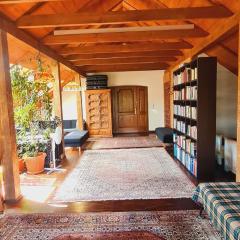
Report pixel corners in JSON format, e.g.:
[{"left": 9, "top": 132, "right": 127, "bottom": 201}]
[{"left": 112, "top": 86, "right": 148, "bottom": 133}]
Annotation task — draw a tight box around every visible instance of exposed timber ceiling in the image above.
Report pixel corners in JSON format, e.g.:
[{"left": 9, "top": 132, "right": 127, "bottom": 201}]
[{"left": 0, "top": 0, "right": 239, "bottom": 89}]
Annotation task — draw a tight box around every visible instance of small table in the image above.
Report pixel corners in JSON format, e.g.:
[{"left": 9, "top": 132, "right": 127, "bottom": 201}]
[{"left": 193, "top": 182, "right": 240, "bottom": 240}]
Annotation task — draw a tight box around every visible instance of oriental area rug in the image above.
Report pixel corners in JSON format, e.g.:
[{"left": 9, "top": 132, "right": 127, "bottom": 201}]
[
  {"left": 82, "top": 135, "right": 164, "bottom": 150},
  {"left": 0, "top": 210, "right": 221, "bottom": 240},
  {"left": 51, "top": 148, "right": 195, "bottom": 202}
]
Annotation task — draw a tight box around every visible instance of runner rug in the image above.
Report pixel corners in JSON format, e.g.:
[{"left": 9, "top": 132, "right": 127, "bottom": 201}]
[
  {"left": 51, "top": 148, "right": 195, "bottom": 202},
  {"left": 0, "top": 210, "right": 221, "bottom": 240},
  {"left": 82, "top": 135, "right": 164, "bottom": 150}
]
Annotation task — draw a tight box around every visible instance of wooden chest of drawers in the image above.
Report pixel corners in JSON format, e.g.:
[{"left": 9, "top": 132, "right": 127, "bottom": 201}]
[{"left": 85, "top": 89, "right": 112, "bottom": 137}]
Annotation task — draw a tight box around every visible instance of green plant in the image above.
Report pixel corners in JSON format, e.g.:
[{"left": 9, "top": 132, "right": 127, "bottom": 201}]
[
  {"left": 11, "top": 59, "right": 54, "bottom": 160},
  {"left": 11, "top": 64, "right": 53, "bottom": 130},
  {"left": 17, "top": 139, "right": 45, "bottom": 158}
]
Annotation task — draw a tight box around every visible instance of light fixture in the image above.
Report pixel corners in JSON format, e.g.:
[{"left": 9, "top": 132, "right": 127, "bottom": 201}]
[{"left": 54, "top": 24, "right": 194, "bottom": 36}]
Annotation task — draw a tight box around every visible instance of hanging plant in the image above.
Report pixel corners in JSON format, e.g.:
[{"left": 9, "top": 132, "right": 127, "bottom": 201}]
[{"left": 27, "top": 54, "right": 55, "bottom": 83}]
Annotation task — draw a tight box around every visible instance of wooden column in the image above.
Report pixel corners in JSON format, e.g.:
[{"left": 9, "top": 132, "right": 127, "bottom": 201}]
[
  {"left": 75, "top": 74, "right": 83, "bottom": 130},
  {"left": 0, "top": 30, "right": 21, "bottom": 201},
  {"left": 163, "top": 70, "right": 171, "bottom": 128},
  {"left": 237, "top": 25, "right": 240, "bottom": 181},
  {"left": 51, "top": 62, "right": 65, "bottom": 155}
]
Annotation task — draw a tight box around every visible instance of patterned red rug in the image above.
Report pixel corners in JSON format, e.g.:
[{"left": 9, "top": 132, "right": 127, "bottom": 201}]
[
  {"left": 54, "top": 231, "right": 165, "bottom": 240},
  {"left": 82, "top": 135, "right": 164, "bottom": 150},
  {"left": 0, "top": 210, "right": 221, "bottom": 240}
]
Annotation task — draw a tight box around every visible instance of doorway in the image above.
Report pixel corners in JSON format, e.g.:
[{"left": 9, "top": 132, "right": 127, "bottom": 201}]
[{"left": 111, "top": 86, "right": 148, "bottom": 134}]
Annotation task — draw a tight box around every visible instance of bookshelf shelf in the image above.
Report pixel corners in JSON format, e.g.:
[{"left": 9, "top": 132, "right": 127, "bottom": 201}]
[{"left": 173, "top": 57, "right": 217, "bottom": 181}]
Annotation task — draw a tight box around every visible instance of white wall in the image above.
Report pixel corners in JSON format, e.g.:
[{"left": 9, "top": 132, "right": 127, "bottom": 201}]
[
  {"left": 216, "top": 63, "right": 237, "bottom": 139},
  {"left": 62, "top": 71, "right": 164, "bottom": 131},
  {"left": 104, "top": 70, "right": 165, "bottom": 131},
  {"left": 198, "top": 53, "right": 237, "bottom": 139},
  {"left": 62, "top": 91, "right": 77, "bottom": 120}
]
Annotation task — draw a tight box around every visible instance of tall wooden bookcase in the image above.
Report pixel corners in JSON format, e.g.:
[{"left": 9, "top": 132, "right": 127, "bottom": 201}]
[{"left": 173, "top": 57, "right": 217, "bottom": 181}]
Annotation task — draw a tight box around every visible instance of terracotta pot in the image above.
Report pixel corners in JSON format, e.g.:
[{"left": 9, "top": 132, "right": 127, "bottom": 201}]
[
  {"left": 24, "top": 152, "right": 46, "bottom": 175},
  {"left": 18, "top": 159, "right": 25, "bottom": 173}
]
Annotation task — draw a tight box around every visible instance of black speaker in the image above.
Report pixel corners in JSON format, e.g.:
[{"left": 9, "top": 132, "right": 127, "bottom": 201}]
[{"left": 86, "top": 75, "right": 108, "bottom": 90}]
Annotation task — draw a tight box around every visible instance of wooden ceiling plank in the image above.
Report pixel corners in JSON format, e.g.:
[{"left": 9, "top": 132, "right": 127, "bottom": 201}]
[
  {"left": 74, "top": 56, "right": 177, "bottom": 66},
  {"left": 16, "top": 2, "right": 46, "bottom": 19},
  {"left": 43, "top": 28, "right": 208, "bottom": 45},
  {"left": 17, "top": 6, "right": 232, "bottom": 28},
  {"left": 59, "top": 42, "right": 192, "bottom": 55},
  {"left": 83, "top": 62, "right": 169, "bottom": 72},
  {"left": 206, "top": 44, "right": 238, "bottom": 74},
  {"left": 66, "top": 50, "right": 183, "bottom": 60},
  {"left": 168, "top": 11, "right": 240, "bottom": 71},
  {"left": 0, "top": 12, "right": 85, "bottom": 76}
]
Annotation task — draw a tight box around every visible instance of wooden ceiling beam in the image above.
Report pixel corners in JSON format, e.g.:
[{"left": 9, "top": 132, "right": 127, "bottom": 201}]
[
  {"left": 43, "top": 28, "right": 208, "bottom": 45},
  {"left": 74, "top": 56, "right": 177, "bottom": 66},
  {"left": 0, "top": 0, "right": 60, "bottom": 3},
  {"left": 17, "top": 6, "right": 232, "bottom": 28},
  {"left": 0, "top": 12, "right": 85, "bottom": 76},
  {"left": 83, "top": 62, "right": 169, "bottom": 72},
  {"left": 66, "top": 50, "right": 183, "bottom": 60},
  {"left": 60, "top": 42, "right": 192, "bottom": 55},
  {"left": 168, "top": 11, "right": 240, "bottom": 71},
  {"left": 206, "top": 44, "right": 238, "bottom": 74}
]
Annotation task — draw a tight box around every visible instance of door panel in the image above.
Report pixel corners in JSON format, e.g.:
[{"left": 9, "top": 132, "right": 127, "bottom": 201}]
[
  {"left": 119, "top": 115, "right": 136, "bottom": 128},
  {"left": 137, "top": 87, "right": 148, "bottom": 131},
  {"left": 112, "top": 86, "right": 148, "bottom": 133},
  {"left": 118, "top": 89, "right": 135, "bottom": 113},
  {"left": 116, "top": 87, "right": 137, "bottom": 133}
]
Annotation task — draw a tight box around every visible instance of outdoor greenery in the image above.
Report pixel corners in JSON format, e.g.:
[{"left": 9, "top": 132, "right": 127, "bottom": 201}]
[
  {"left": 11, "top": 64, "right": 53, "bottom": 130},
  {"left": 11, "top": 60, "right": 54, "bottom": 158}
]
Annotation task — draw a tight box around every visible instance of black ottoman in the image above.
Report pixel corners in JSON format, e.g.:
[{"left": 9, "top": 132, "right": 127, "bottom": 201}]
[
  {"left": 155, "top": 127, "right": 173, "bottom": 143},
  {"left": 64, "top": 130, "right": 89, "bottom": 147}
]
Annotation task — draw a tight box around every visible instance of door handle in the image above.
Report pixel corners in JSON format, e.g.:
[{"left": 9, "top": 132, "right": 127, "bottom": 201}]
[{"left": 134, "top": 107, "right": 137, "bottom": 114}]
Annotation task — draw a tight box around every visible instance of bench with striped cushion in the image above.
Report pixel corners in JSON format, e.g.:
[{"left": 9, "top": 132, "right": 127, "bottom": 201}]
[{"left": 193, "top": 182, "right": 240, "bottom": 240}]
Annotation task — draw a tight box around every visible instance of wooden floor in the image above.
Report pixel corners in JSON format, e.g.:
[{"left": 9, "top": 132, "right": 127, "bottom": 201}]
[{"left": 4, "top": 143, "right": 200, "bottom": 214}]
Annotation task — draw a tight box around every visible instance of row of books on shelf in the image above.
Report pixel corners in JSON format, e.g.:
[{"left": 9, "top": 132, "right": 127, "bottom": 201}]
[
  {"left": 174, "top": 105, "right": 197, "bottom": 120},
  {"left": 173, "top": 67, "right": 198, "bottom": 86},
  {"left": 173, "top": 86, "right": 197, "bottom": 101},
  {"left": 173, "top": 119, "right": 197, "bottom": 140},
  {"left": 173, "top": 133, "right": 197, "bottom": 157},
  {"left": 174, "top": 144, "right": 197, "bottom": 177},
  {"left": 187, "top": 125, "right": 197, "bottom": 140}
]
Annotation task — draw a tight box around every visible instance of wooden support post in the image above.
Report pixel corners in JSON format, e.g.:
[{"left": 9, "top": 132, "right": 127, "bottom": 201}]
[
  {"left": 51, "top": 62, "right": 65, "bottom": 156},
  {"left": 237, "top": 24, "right": 240, "bottom": 182},
  {"left": 163, "top": 70, "right": 171, "bottom": 128},
  {"left": 75, "top": 74, "right": 83, "bottom": 130},
  {"left": 0, "top": 30, "right": 21, "bottom": 201}
]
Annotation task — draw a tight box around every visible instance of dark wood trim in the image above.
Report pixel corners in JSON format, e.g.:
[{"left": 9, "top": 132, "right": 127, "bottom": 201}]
[{"left": 5, "top": 198, "right": 199, "bottom": 214}]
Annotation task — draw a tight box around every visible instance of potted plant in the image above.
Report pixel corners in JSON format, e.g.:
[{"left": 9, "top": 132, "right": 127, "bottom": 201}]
[
  {"left": 18, "top": 158, "right": 25, "bottom": 174},
  {"left": 21, "top": 141, "right": 47, "bottom": 174},
  {"left": 10, "top": 63, "right": 53, "bottom": 174}
]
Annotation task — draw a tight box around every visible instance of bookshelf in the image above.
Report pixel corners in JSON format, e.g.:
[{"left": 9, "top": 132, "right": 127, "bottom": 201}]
[{"left": 173, "top": 57, "right": 217, "bottom": 181}]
